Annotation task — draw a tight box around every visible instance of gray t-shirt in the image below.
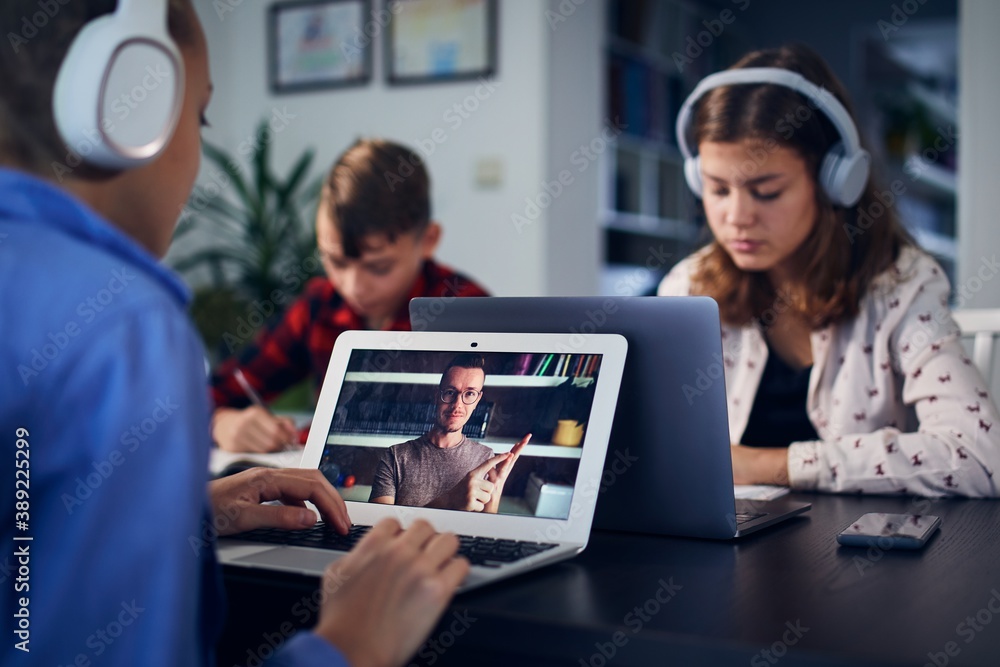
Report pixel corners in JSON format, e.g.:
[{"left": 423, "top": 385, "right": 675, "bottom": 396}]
[{"left": 369, "top": 434, "right": 494, "bottom": 508}]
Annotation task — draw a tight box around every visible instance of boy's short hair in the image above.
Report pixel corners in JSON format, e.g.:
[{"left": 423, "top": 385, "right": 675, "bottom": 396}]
[
  {"left": 325, "top": 139, "right": 431, "bottom": 258},
  {"left": 444, "top": 353, "right": 486, "bottom": 376},
  {"left": 0, "top": 0, "right": 198, "bottom": 175}
]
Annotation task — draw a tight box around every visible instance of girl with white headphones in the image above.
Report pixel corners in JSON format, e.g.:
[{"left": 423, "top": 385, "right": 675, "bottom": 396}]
[{"left": 659, "top": 44, "right": 999, "bottom": 497}]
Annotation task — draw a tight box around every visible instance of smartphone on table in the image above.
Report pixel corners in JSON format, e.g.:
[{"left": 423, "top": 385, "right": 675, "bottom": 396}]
[{"left": 837, "top": 513, "right": 941, "bottom": 550}]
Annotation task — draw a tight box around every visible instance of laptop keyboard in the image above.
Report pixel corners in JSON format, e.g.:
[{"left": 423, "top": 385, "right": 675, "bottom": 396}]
[
  {"left": 735, "top": 511, "right": 767, "bottom": 525},
  {"left": 231, "top": 524, "right": 559, "bottom": 568}
]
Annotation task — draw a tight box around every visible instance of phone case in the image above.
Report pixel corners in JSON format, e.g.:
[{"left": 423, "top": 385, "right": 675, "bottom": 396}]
[{"left": 836, "top": 513, "right": 941, "bottom": 550}]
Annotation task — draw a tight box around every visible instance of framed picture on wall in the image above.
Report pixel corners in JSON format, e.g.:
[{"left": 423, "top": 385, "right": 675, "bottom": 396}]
[
  {"left": 386, "top": 0, "right": 497, "bottom": 85},
  {"left": 268, "top": 0, "right": 372, "bottom": 93}
]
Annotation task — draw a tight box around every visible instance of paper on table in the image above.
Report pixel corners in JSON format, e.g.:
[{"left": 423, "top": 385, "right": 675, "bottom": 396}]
[
  {"left": 209, "top": 448, "right": 304, "bottom": 477},
  {"left": 733, "top": 484, "right": 790, "bottom": 501}
]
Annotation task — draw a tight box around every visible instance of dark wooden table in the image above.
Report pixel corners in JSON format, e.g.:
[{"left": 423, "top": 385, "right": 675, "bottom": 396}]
[{"left": 219, "top": 494, "right": 1000, "bottom": 667}]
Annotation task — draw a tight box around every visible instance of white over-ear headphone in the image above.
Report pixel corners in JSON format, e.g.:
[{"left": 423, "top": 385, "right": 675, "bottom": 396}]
[
  {"left": 53, "top": 0, "right": 184, "bottom": 170},
  {"left": 676, "top": 67, "right": 871, "bottom": 207}
]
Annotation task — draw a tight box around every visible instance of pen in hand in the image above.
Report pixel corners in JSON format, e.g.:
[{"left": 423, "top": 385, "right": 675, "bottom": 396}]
[{"left": 233, "top": 369, "right": 299, "bottom": 451}]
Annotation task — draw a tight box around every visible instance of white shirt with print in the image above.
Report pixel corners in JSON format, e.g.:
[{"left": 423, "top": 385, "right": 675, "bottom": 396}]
[{"left": 658, "top": 245, "right": 1000, "bottom": 497}]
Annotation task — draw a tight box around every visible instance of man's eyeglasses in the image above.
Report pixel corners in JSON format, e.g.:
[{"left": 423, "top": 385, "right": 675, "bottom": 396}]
[{"left": 439, "top": 388, "right": 482, "bottom": 405}]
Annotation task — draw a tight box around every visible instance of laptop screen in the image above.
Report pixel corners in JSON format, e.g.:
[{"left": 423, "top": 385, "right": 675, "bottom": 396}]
[{"left": 317, "top": 348, "right": 606, "bottom": 519}]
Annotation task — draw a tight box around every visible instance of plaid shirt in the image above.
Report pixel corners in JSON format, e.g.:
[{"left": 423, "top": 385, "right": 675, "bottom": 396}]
[{"left": 211, "top": 260, "right": 489, "bottom": 408}]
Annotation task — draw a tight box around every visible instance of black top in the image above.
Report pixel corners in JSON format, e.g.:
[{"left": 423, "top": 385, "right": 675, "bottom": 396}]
[{"left": 740, "top": 342, "right": 819, "bottom": 447}]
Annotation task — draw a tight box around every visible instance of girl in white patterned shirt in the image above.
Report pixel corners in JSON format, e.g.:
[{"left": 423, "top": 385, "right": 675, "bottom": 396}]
[{"left": 658, "top": 44, "right": 999, "bottom": 496}]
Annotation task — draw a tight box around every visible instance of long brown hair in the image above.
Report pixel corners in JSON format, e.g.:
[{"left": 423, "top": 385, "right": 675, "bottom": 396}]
[{"left": 689, "top": 44, "right": 912, "bottom": 329}]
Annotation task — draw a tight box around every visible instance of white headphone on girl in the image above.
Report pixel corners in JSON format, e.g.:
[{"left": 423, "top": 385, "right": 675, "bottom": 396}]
[
  {"left": 675, "top": 67, "right": 871, "bottom": 207},
  {"left": 53, "top": 0, "right": 184, "bottom": 170}
]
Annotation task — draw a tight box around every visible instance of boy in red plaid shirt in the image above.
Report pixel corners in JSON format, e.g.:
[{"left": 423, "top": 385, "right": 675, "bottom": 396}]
[{"left": 211, "top": 139, "right": 489, "bottom": 452}]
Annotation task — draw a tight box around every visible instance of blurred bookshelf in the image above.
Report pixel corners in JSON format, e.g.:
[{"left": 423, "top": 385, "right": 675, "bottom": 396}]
[
  {"left": 854, "top": 18, "right": 958, "bottom": 288},
  {"left": 332, "top": 353, "right": 601, "bottom": 455},
  {"left": 600, "top": 0, "right": 750, "bottom": 295}
]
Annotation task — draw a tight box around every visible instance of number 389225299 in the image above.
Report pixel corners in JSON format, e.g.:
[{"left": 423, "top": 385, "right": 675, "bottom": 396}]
[{"left": 15, "top": 427, "right": 29, "bottom": 515}]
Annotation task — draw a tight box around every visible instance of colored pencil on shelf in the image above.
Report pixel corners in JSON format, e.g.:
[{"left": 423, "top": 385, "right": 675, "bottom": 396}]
[
  {"left": 531, "top": 354, "right": 547, "bottom": 375},
  {"left": 515, "top": 353, "right": 533, "bottom": 375},
  {"left": 537, "top": 353, "right": 555, "bottom": 376},
  {"left": 556, "top": 354, "right": 567, "bottom": 376}
]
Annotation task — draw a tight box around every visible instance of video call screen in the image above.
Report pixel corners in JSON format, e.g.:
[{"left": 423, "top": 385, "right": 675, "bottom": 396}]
[{"left": 318, "top": 349, "right": 606, "bottom": 519}]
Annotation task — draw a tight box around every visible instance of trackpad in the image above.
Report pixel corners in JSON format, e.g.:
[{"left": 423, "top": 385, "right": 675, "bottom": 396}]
[{"left": 232, "top": 547, "right": 345, "bottom": 576}]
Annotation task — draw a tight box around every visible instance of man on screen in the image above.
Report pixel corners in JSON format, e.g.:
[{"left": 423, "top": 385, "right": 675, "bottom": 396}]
[{"left": 369, "top": 353, "right": 529, "bottom": 512}]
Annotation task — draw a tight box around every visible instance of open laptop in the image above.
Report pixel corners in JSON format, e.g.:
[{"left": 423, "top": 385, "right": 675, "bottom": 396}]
[
  {"left": 410, "top": 296, "right": 811, "bottom": 539},
  {"left": 218, "top": 330, "right": 627, "bottom": 591}
]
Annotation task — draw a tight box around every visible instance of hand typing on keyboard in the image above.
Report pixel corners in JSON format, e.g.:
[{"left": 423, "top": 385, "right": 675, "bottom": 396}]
[
  {"left": 211, "top": 468, "right": 469, "bottom": 666},
  {"left": 730, "top": 444, "right": 791, "bottom": 487},
  {"left": 315, "top": 518, "right": 469, "bottom": 667},
  {"left": 209, "top": 467, "right": 351, "bottom": 535}
]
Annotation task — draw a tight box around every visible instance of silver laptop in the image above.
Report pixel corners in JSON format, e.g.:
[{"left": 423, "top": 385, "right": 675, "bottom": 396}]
[
  {"left": 410, "top": 296, "right": 811, "bottom": 539},
  {"left": 218, "top": 330, "right": 627, "bottom": 591}
]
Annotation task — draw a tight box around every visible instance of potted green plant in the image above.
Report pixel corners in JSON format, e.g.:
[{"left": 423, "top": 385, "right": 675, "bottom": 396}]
[{"left": 170, "top": 120, "right": 323, "bottom": 361}]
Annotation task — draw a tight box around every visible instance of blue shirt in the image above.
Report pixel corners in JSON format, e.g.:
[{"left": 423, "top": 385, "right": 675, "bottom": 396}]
[{"left": 0, "top": 169, "right": 346, "bottom": 666}]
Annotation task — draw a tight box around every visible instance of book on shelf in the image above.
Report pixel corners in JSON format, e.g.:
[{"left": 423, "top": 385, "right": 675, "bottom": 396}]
[
  {"left": 556, "top": 354, "right": 568, "bottom": 376},
  {"left": 331, "top": 401, "right": 493, "bottom": 440},
  {"left": 533, "top": 353, "right": 601, "bottom": 378},
  {"left": 514, "top": 353, "right": 534, "bottom": 376},
  {"left": 607, "top": 52, "right": 686, "bottom": 146},
  {"left": 534, "top": 353, "right": 555, "bottom": 376}
]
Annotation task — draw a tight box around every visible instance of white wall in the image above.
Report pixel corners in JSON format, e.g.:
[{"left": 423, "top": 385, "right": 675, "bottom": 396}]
[
  {"left": 544, "top": 0, "right": 604, "bottom": 296},
  {"left": 957, "top": 0, "right": 1000, "bottom": 392},
  {"left": 192, "top": 0, "right": 996, "bottom": 307},
  {"left": 957, "top": 0, "right": 1000, "bottom": 310},
  {"left": 191, "top": 0, "right": 554, "bottom": 296}
]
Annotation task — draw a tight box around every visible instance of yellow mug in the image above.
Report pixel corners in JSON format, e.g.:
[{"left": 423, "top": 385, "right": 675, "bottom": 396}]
[{"left": 552, "top": 419, "right": 584, "bottom": 447}]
